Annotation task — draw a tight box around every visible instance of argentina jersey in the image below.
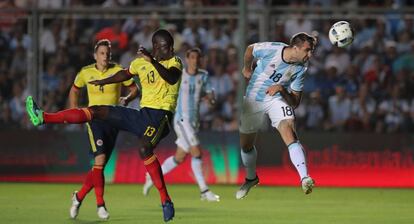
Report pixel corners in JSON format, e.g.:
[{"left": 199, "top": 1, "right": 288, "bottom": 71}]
[
  {"left": 245, "top": 42, "right": 308, "bottom": 102},
  {"left": 175, "top": 69, "right": 212, "bottom": 124}
]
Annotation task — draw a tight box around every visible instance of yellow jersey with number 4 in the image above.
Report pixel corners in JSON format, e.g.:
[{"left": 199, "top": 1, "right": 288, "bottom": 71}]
[
  {"left": 128, "top": 56, "right": 183, "bottom": 112},
  {"left": 74, "top": 63, "right": 134, "bottom": 106}
]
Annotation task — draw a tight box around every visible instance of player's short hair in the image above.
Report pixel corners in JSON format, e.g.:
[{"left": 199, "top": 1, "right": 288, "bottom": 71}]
[
  {"left": 94, "top": 39, "right": 111, "bottom": 52},
  {"left": 290, "top": 32, "right": 317, "bottom": 49},
  {"left": 152, "top": 29, "right": 174, "bottom": 47},
  {"left": 186, "top": 47, "right": 202, "bottom": 58}
]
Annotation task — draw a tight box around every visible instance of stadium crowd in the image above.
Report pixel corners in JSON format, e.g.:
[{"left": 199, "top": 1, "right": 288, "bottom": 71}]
[{"left": 1, "top": 0, "right": 414, "bottom": 133}]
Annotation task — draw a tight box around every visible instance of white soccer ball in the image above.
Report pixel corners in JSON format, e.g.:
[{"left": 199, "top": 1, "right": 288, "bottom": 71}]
[{"left": 329, "top": 21, "right": 354, "bottom": 48}]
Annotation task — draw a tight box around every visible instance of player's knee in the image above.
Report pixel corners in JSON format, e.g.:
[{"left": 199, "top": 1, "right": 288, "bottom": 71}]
[
  {"left": 139, "top": 141, "right": 154, "bottom": 158},
  {"left": 94, "top": 153, "right": 107, "bottom": 166},
  {"left": 240, "top": 141, "right": 255, "bottom": 152},
  {"left": 241, "top": 145, "right": 255, "bottom": 153},
  {"left": 174, "top": 155, "right": 186, "bottom": 164}
]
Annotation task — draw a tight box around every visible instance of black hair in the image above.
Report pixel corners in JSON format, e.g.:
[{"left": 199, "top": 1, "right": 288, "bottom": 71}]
[
  {"left": 94, "top": 39, "right": 111, "bottom": 52},
  {"left": 289, "top": 32, "right": 316, "bottom": 49},
  {"left": 152, "top": 29, "right": 174, "bottom": 47}
]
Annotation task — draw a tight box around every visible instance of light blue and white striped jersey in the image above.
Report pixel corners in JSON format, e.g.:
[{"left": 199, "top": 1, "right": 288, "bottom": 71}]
[
  {"left": 175, "top": 68, "right": 213, "bottom": 124},
  {"left": 245, "top": 42, "right": 308, "bottom": 102}
]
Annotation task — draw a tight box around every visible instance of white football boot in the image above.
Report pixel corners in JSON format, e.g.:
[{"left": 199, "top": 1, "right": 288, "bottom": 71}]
[
  {"left": 301, "top": 176, "right": 315, "bottom": 194},
  {"left": 69, "top": 191, "right": 81, "bottom": 219},
  {"left": 201, "top": 190, "right": 220, "bottom": 202},
  {"left": 235, "top": 176, "right": 259, "bottom": 199},
  {"left": 97, "top": 205, "right": 110, "bottom": 220}
]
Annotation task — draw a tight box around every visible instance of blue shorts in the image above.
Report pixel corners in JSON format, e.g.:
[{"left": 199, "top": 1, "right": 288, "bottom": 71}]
[
  {"left": 102, "top": 106, "right": 173, "bottom": 147},
  {"left": 86, "top": 119, "right": 119, "bottom": 157}
]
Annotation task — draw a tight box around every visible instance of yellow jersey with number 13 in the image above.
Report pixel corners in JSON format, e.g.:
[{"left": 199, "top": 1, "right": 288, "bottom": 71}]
[{"left": 127, "top": 56, "right": 183, "bottom": 112}]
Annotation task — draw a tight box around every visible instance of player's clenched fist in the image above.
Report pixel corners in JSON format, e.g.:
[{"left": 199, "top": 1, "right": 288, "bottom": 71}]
[{"left": 137, "top": 46, "right": 153, "bottom": 62}]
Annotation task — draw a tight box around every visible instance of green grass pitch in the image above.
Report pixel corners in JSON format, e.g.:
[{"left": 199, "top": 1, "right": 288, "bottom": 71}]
[{"left": 0, "top": 183, "right": 413, "bottom": 224}]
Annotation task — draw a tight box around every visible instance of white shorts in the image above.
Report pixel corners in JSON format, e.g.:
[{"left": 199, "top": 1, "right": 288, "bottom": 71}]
[
  {"left": 239, "top": 97, "right": 295, "bottom": 134},
  {"left": 174, "top": 118, "right": 200, "bottom": 152}
]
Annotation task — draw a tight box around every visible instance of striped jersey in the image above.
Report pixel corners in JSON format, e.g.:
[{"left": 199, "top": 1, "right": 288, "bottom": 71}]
[
  {"left": 175, "top": 68, "right": 212, "bottom": 124},
  {"left": 245, "top": 42, "right": 308, "bottom": 102}
]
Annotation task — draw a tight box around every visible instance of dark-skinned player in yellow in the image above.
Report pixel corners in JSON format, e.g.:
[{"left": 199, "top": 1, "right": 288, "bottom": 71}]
[{"left": 26, "top": 29, "right": 182, "bottom": 222}]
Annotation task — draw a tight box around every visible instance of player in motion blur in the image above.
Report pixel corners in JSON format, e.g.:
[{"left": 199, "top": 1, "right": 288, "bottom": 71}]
[
  {"left": 236, "top": 32, "right": 316, "bottom": 199},
  {"left": 142, "top": 48, "right": 220, "bottom": 202},
  {"left": 66, "top": 39, "right": 138, "bottom": 220},
  {"left": 26, "top": 29, "right": 181, "bottom": 222}
]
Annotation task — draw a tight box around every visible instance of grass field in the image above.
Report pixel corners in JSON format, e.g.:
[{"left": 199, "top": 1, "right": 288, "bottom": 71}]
[{"left": 0, "top": 183, "right": 413, "bottom": 224}]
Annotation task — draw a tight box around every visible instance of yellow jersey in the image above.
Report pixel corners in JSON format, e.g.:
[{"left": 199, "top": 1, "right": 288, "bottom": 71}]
[
  {"left": 128, "top": 56, "right": 183, "bottom": 112},
  {"left": 74, "top": 63, "right": 134, "bottom": 106}
]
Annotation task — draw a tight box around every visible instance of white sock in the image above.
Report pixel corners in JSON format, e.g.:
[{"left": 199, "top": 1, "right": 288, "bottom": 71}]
[
  {"left": 161, "top": 156, "right": 178, "bottom": 175},
  {"left": 288, "top": 142, "right": 308, "bottom": 180},
  {"left": 191, "top": 157, "right": 208, "bottom": 192},
  {"left": 241, "top": 146, "right": 257, "bottom": 180}
]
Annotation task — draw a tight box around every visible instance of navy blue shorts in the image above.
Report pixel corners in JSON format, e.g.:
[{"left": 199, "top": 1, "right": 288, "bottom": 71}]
[
  {"left": 102, "top": 106, "right": 173, "bottom": 148},
  {"left": 86, "top": 119, "right": 119, "bottom": 157}
]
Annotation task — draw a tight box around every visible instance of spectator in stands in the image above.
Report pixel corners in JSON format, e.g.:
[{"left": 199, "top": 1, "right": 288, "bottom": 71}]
[
  {"left": 132, "top": 21, "right": 153, "bottom": 50},
  {"left": 210, "top": 64, "right": 234, "bottom": 104},
  {"left": 95, "top": 20, "right": 129, "bottom": 52},
  {"left": 120, "top": 41, "right": 138, "bottom": 68},
  {"left": 182, "top": 18, "right": 207, "bottom": 49},
  {"left": 350, "top": 83, "right": 377, "bottom": 131},
  {"left": 324, "top": 47, "right": 351, "bottom": 76},
  {"left": 376, "top": 84, "right": 410, "bottom": 133},
  {"left": 305, "top": 91, "right": 325, "bottom": 130},
  {"left": 40, "top": 21, "right": 67, "bottom": 55},
  {"left": 327, "top": 82, "right": 352, "bottom": 131},
  {"left": 206, "top": 21, "right": 230, "bottom": 50}
]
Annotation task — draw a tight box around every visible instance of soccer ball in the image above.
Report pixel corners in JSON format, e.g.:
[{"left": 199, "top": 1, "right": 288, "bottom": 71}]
[{"left": 329, "top": 21, "right": 354, "bottom": 48}]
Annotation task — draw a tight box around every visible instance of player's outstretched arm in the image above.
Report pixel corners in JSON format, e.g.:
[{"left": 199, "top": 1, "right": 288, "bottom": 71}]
[{"left": 89, "top": 69, "right": 132, "bottom": 86}]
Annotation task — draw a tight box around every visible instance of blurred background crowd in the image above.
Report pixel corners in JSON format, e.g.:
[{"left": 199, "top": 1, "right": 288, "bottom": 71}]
[{"left": 1, "top": 0, "right": 414, "bottom": 133}]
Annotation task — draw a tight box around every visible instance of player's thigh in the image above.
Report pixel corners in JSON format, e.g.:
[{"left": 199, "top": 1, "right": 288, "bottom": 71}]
[
  {"left": 266, "top": 99, "right": 295, "bottom": 130},
  {"left": 140, "top": 108, "right": 173, "bottom": 148},
  {"left": 239, "top": 101, "right": 266, "bottom": 135},
  {"left": 174, "top": 119, "right": 199, "bottom": 153},
  {"left": 86, "top": 120, "right": 119, "bottom": 158},
  {"left": 100, "top": 106, "right": 144, "bottom": 135},
  {"left": 266, "top": 100, "right": 297, "bottom": 145}
]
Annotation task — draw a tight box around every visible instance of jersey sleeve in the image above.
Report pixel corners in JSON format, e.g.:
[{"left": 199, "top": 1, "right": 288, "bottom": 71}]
[
  {"left": 127, "top": 58, "right": 142, "bottom": 76},
  {"left": 202, "top": 73, "right": 213, "bottom": 94},
  {"left": 73, "top": 71, "right": 85, "bottom": 88},
  {"left": 290, "top": 66, "right": 308, "bottom": 92},
  {"left": 252, "top": 42, "right": 280, "bottom": 60}
]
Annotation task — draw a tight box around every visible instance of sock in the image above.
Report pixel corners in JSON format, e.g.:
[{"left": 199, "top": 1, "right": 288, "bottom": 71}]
[
  {"left": 77, "top": 170, "right": 94, "bottom": 201},
  {"left": 288, "top": 142, "right": 308, "bottom": 180},
  {"left": 91, "top": 165, "right": 105, "bottom": 206},
  {"left": 144, "top": 154, "right": 171, "bottom": 204},
  {"left": 191, "top": 157, "right": 208, "bottom": 192},
  {"left": 161, "top": 156, "right": 178, "bottom": 175},
  {"left": 43, "top": 108, "right": 92, "bottom": 124},
  {"left": 241, "top": 146, "right": 257, "bottom": 180}
]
